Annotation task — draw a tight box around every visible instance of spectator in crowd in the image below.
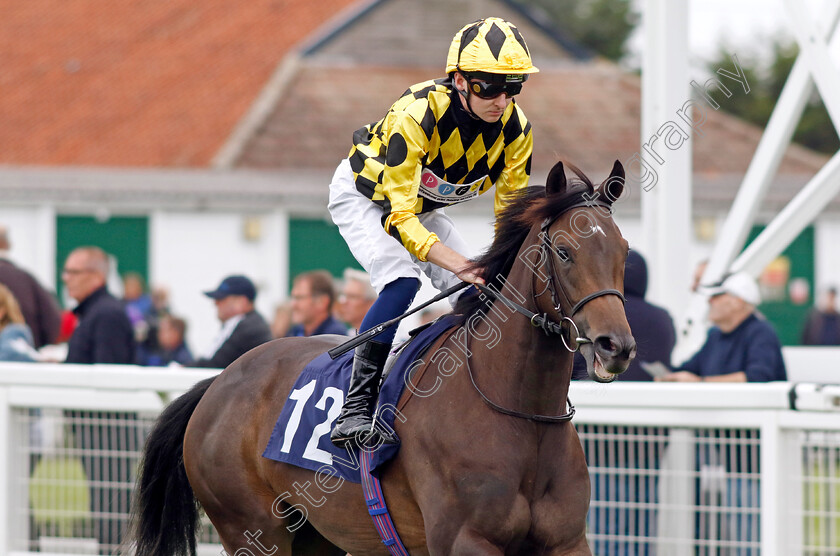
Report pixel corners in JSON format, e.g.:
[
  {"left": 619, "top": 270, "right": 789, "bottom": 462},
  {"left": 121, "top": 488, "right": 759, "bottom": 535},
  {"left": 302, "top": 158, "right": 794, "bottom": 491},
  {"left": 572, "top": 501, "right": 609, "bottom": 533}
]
[
  {"left": 580, "top": 250, "right": 676, "bottom": 556},
  {"left": 619, "top": 249, "right": 676, "bottom": 380},
  {"left": 122, "top": 272, "right": 154, "bottom": 323},
  {"left": 337, "top": 268, "right": 377, "bottom": 335},
  {"left": 270, "top": 301, "right": 293, "bottom": 339},
  {"left": 574, "top": 249, "right": 676, "bottom": 381},
  {"left": 801, "top": 286, "right": 840, "bottom": 345},
  {"left": 150, "top": 285, "right": 171, "bottom": 316},
  {"left": 658, "top": 272, "right": 786, "bottom": 383},
  {"left": 62, "top": 246, "right": 135, "bottom": 364},
  {"left": 0, "top": 225, "right": 62, "bottom": 348},
  {"left": 137, "top": 314, "right": 193, "bottom": 366},
  {"left": 121, "top": 272, "right": 155, "bottom": 342},
  {"left": 287, "top": 270, "right": 348, "bottom": 337},
  {"left": 191, "top": 275, "right": 272, "bottom": 368},
  {"left": 659, "top": 272, "right": 781, "bottom": 555},
  {"left": 57, "top": 310, "right": 78, "bottom": 344},
  {"left": 0, "top": 283, "right": 38, "bottom": 362},
  {"left": 61, "top": 246, "right": 137, "bottom": 551}
]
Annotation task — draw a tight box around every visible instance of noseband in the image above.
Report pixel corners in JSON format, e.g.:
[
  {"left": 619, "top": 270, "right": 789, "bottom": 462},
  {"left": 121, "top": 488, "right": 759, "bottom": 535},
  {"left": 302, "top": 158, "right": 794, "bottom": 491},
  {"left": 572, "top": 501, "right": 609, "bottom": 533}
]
[{"left": 477, "top": 199, "right": 626, "bottom": 352}]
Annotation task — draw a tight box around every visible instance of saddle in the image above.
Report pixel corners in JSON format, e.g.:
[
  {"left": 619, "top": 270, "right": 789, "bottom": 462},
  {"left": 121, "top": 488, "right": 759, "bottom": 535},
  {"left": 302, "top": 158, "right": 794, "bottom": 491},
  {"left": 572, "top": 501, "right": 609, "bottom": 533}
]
[{"left": 261, "top": 316, "right": 459, "bottom": 483}]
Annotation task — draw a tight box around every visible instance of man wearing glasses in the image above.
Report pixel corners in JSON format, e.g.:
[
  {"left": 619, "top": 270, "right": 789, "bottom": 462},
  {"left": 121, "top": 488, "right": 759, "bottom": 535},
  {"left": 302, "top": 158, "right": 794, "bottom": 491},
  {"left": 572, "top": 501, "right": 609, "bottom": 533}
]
[
  {"left": 62, "top": 246, "right": 135, "bottom": 364},
  {"left": 61, "top": 246, "right": 136, "bottom": 551},
  {"left": 327, "top": 17, "right": 537, "bottom": 447}
]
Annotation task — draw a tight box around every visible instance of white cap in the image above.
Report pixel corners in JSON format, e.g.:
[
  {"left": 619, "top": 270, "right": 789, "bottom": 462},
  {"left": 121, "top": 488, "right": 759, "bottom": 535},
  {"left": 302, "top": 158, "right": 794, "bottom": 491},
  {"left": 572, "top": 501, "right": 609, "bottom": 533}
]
[{"left": 702, "top": 272, "right": 761, "bottom": 305}]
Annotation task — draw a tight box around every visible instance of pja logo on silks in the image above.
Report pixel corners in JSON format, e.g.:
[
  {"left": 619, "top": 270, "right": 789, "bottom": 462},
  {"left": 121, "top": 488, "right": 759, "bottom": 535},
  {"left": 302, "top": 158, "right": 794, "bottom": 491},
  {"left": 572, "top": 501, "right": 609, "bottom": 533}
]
[{"left": 419, "top": 169, "right": 486, "bottom": 205}]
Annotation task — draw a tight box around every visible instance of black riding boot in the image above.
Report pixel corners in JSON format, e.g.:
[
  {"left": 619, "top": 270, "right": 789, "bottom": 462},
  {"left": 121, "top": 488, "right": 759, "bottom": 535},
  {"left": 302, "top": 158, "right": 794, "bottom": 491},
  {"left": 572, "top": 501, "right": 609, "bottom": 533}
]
[{"left": 330, "top": 340, "right": 398, "bottom": 448}]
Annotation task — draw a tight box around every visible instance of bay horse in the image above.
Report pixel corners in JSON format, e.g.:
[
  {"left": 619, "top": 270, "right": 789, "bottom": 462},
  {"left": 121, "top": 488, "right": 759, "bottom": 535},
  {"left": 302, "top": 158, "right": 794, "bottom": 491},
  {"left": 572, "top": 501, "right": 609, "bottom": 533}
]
[{"left": 129, "top": 160, "right": 635, "bottom": 555}]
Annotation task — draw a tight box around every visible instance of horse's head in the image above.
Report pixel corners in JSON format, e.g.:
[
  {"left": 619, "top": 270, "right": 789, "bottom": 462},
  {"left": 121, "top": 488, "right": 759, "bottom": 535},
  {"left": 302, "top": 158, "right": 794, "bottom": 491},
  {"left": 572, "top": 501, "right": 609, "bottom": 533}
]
[{"left": 535, "top": 160, "right": 636, "bottom": 382}]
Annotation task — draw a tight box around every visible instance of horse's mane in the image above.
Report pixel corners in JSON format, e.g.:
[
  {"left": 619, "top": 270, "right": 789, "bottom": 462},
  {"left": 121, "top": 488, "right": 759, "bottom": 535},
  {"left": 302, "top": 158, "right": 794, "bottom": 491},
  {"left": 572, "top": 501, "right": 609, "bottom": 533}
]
[{"left": 452, "top": 165, "right": 595, "bottom": 321}]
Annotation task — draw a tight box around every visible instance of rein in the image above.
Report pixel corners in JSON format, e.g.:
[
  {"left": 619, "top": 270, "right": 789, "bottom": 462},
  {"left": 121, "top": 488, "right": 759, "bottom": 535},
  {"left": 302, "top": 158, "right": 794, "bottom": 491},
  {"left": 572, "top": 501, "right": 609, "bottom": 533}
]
[
  {"left": 462, "top": 199, "right": 624, "bottom": 423},
  {"left": 476, "top": 199, "right": 626, "bottom": 352},
  {"left": 464, "top": 339, "right": 576, "bottom": 423}
]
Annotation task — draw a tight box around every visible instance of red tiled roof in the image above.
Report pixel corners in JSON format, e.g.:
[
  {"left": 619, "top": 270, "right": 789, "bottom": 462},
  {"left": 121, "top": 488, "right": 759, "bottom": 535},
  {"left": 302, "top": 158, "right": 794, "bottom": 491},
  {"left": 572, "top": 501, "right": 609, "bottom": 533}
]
[
  {"left": 0, "top": 0, "right": 357, "bottom": 166},
  {"left": 236, "top": 63, "right": 828, "bottom": 181}
]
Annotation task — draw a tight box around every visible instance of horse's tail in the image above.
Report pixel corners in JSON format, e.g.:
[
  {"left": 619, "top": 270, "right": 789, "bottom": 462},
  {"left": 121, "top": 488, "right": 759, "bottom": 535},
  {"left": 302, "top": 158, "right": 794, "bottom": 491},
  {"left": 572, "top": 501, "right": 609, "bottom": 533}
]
[{"left": 129, "top": 376, "right": 216, "bottom": 556}]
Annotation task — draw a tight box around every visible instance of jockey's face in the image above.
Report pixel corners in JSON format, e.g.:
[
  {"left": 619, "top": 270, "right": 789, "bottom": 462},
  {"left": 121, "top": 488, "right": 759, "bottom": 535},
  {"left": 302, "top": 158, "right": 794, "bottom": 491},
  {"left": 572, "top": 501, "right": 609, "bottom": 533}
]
[{"left": 453, "top": 72, "right": 514, "bottom": 123}]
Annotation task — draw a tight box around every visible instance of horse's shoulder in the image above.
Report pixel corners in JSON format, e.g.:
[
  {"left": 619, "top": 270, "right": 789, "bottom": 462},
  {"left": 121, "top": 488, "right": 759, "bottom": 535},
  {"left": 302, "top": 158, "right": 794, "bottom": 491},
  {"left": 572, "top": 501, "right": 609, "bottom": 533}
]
[{"left": 396, "top": 324, "right": 463, "bottom": 411}]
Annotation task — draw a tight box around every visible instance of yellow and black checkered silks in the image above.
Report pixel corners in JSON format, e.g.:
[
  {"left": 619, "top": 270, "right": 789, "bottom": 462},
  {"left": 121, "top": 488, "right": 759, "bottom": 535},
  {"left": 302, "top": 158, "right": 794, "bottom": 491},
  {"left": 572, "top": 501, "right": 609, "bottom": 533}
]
[
  {"left": 445, "top": 17, "right": 539, "bottom": 75},
  {"left": 348, "top": 77, "right": 533, "bottom": 261}
]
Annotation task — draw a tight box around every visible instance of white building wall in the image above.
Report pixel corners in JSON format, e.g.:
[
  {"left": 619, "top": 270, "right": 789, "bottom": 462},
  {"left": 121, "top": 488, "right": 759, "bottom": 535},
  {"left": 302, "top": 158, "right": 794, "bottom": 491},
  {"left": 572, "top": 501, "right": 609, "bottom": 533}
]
[
  {"left": 150, "top": 210, "right": 288, "bottom": 355},
  {"left": 0, "top": 206, "right": 56, "bottom": 290},
  {"left": 815, "top": 217, "right": 840, "bottom": 294}
]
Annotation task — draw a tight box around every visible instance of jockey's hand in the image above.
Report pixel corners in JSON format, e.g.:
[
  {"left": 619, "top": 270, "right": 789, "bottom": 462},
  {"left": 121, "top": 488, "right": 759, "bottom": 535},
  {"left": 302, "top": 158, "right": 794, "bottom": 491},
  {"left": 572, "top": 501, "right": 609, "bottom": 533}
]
[
  {"left": 456, "top": 267, "right": 485, "bottom": 285},
  {"left": 426, "top": 242, "right": 485, "bottom": 285}
]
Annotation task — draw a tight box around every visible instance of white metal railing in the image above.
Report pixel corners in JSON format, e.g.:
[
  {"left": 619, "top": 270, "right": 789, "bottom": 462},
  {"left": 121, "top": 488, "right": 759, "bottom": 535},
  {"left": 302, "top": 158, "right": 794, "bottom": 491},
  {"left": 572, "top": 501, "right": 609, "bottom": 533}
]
[
  {"left": 0, "top": 363, "right": 221, "bottom": 556},
  {"left": 2, "top": 362, "right": 840, "bottom": 555}
]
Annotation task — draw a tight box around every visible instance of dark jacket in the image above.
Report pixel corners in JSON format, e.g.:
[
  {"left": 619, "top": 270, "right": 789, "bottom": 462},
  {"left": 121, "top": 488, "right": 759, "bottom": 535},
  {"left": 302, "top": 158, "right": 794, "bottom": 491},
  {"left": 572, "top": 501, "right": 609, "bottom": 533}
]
[
  {"left": 136, "top": 342, "right": 194, "bottom": 367},
  {"left": 66, "top": 286, "right": 136, "bottom": 364},
  {"left": 0, "top": 258, "right": 62, "bottom": 348},
  {"left": 680, "top": 313, "right": 787, "bottom": 382},
  {"left": 801, "top": 309, "right": 840, "bottom": 345},
  {"left": 619, "top": 250, "right": 677, "bottom": 381},
  {"left": 287, "top": 315, "right": 348, "bottom": 337},
  {"left": 573, "top": 250, "right": 676, "bottom": 380},
  {"left": 191, "top": 310, "right": 272, "bottom": 369}
]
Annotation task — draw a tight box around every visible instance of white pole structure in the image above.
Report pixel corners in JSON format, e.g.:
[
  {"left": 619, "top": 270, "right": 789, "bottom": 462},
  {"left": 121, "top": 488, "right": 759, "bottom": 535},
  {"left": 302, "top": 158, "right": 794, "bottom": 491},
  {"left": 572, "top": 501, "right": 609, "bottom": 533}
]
[
  {"left": 640, "top": 3, "right": 692, "bottom": 553},
  {"left": 734, "top": 151, "right": 840, "bottom": 278},
  {"left": 676, "top": 1, "right": 840, "bottom": 360},
  {"left": 640, "top": 0, "right": 692, "bottom": 314}
]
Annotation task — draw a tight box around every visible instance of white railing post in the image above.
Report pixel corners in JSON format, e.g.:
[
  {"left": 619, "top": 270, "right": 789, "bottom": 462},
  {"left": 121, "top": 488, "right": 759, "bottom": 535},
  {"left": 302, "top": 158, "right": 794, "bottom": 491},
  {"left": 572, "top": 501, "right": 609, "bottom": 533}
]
[
  {"left": 657, "top": 428, "right": 695, "bottom": 555},
  {"left": 761, "top": 415, "right": 783, "bottom": 556},
  {"left": 0, "top": 387, "right": 10, "bottom": 556}
]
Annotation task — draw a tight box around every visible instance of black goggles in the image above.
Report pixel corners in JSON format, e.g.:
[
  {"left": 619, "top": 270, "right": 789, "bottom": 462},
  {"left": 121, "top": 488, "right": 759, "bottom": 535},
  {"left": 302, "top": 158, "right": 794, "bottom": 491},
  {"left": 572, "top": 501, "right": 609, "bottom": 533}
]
[
  {"left": 468, "top": 79, "right": 523, "bottom": 99},
  {"left": 459, "top": 71, "right": 527, "bottom": 99}
]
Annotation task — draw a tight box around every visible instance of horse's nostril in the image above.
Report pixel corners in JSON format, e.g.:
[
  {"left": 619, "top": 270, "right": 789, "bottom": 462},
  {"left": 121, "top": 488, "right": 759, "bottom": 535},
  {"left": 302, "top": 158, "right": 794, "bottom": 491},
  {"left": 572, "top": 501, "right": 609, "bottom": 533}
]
[
  {"left": 595, "top": 336, "right": 619, "bottom": 356},
  {"left": 595, "top": 335, "right": 636, "bottom": 360}
]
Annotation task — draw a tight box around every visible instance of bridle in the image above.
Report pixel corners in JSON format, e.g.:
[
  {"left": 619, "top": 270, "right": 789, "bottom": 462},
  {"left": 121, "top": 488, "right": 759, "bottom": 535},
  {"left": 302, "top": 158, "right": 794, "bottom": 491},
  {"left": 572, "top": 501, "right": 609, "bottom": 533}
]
[
  {"left": 476, "top": 198, "right": 626, "bottom": 352},
  {"left": 466, "top": 197, "right": 626, "bottom": 423},
  {"left": 534, "top": 201, "right": 626, "bottom": 350}
]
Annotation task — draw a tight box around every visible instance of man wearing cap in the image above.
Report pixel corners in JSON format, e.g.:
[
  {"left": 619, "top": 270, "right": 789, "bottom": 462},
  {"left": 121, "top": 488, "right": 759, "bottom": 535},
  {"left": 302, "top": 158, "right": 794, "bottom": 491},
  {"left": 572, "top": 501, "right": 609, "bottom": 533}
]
[
  {"left": 658, "top": 272, "right": 787, "bottom": 382},
  {"left": 191, "top": 275, "right": 272, "bottom": 369}
]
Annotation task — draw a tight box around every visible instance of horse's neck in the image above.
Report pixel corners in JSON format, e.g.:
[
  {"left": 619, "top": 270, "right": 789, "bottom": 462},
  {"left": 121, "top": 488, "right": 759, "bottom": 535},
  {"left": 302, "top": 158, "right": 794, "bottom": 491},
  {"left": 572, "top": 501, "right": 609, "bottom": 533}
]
[{"left": 468, "top": 253, "right": 574, "bottom": 418}]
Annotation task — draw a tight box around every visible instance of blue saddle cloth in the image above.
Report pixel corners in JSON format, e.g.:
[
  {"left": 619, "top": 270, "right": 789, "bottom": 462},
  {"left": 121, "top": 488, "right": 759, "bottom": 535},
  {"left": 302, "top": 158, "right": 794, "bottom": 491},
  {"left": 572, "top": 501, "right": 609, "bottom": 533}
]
[{"left": 262, "top": 316, "right": 458, "bottom": 483}]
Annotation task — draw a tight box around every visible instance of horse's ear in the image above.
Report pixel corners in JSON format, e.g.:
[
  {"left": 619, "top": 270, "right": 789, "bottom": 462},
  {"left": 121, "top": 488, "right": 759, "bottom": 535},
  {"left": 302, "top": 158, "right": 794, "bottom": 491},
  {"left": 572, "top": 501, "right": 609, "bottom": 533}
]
[
  {"left": 601, "top": 159, "right": 625, "bottom": 204},
  {"left": 546, "top": 161, "right": 567, "bottom": 197}
]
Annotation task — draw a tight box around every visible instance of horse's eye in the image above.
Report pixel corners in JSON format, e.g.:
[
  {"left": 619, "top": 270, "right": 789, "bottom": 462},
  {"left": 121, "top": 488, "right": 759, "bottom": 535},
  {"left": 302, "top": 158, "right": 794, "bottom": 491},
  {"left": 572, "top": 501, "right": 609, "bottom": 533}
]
[{"left": 555, "top": 247, "right": 571, "bottom": 262}]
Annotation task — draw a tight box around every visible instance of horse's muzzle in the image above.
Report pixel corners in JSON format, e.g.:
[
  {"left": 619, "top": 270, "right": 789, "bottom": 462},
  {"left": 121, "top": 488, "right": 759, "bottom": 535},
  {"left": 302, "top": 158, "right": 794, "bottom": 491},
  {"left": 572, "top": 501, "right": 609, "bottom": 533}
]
[{"left": 583, "top": 334, "right": 636, "bottom": 382}]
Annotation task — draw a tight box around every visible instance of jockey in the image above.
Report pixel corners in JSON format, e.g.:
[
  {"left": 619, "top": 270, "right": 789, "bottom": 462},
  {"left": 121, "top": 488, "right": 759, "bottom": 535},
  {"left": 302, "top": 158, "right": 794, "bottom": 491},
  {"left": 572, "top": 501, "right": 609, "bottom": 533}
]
[{"left": 328, "top": 17, "right": 538, "bottom": 448}]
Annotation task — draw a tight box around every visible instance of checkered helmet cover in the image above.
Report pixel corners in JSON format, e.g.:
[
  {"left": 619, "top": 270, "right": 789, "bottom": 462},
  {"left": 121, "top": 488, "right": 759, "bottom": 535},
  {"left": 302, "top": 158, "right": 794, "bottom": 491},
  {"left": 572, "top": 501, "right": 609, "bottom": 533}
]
[{"left": 445, "top": 17, "right": 539, "bottom": 76}]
